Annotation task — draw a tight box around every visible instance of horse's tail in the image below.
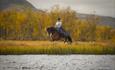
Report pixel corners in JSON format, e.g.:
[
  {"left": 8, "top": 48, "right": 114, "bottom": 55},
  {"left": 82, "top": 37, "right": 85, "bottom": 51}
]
[{"left": 68, "top": 36, "right": 72, "bottom": 43}]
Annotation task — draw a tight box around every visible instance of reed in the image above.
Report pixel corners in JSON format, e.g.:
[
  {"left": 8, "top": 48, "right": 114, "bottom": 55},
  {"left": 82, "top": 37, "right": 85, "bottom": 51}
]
[{"left": 0, "top": 41, "right": 115, "bottom": 54}]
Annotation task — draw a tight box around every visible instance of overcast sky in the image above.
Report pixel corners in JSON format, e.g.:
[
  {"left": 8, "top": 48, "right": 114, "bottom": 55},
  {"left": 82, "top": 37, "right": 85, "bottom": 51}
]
[{"left": 27, "top": 0, "right": 115, "bottom": 17}]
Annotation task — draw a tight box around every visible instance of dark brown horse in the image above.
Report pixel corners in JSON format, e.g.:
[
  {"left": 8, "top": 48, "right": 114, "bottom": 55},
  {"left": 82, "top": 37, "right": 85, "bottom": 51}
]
[{"left": 46, "top": 27, "right": 72, "bottom": 43}]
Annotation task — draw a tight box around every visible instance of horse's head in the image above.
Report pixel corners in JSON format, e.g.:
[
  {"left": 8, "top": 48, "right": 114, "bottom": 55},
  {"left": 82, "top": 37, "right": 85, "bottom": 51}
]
[{"left": 46, "top": 27, "right": 56, "bottom": 34}]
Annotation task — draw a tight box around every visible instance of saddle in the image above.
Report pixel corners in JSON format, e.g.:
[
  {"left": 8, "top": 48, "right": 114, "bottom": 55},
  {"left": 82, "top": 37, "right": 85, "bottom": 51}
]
[{"left": 55, "top": 27, "right": 69, "bottom": 37}]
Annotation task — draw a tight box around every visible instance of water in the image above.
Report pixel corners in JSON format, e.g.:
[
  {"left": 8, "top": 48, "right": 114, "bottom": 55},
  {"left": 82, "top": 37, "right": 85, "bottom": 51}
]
[{"left": 0, "top": 55, "right": 115, "bottom": 70}]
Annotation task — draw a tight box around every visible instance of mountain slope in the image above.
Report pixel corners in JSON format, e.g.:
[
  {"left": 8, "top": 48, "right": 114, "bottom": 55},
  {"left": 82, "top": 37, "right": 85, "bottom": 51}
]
[
  {"left": 0, "top": 0, "right": 35, "bottom": 10},
  {"left": 77, "top": 13, "right": 115, "bottom": 28}
]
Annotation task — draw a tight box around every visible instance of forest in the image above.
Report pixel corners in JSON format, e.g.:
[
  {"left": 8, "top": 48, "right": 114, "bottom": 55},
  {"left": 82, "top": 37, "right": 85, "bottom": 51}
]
[{"left": 0, "top": 6, "right": 115, "bottom": 42}]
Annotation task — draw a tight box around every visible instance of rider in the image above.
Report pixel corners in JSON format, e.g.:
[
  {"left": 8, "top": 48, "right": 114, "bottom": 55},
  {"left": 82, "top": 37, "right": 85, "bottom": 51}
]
[{"left": 55, "top": 17, "right": 66, "bottom": 36}]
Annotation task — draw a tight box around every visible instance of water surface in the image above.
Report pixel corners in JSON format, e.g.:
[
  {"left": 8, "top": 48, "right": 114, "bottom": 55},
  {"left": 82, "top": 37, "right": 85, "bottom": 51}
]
[{"left": 0, "top": 55, "right": 115, "bottom": 70}]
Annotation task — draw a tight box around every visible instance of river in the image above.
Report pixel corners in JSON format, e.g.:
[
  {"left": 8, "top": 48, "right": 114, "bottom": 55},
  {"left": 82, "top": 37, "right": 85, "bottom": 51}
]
[{"left": 0, "top": 55, "right": 115, "bottom": 70}]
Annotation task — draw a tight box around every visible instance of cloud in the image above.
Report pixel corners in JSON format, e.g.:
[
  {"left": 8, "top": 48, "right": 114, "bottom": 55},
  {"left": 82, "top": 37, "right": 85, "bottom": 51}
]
[{"left": 27, "top": 0, "right": 115, "bottom": 17}]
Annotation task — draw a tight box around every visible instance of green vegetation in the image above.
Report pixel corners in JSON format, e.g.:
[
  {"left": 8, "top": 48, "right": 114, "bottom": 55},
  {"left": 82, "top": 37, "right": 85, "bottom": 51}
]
[{"left": 0, "top": 41, "right": 115, "bottom": 54}]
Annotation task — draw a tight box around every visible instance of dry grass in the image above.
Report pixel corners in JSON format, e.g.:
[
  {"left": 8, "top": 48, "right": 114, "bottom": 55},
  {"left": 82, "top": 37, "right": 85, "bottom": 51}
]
[{"left": 0, "top": 40, "right": 115, "bottom": 54}]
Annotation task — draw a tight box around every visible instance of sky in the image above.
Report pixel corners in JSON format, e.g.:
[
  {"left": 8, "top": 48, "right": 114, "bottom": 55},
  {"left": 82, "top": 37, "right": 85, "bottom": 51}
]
[{"left": 27, "top": 0, "right": 115, "bottom": 17}]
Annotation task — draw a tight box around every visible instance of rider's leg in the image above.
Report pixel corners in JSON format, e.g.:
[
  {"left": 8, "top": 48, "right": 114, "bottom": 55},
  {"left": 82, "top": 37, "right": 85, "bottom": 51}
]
[{"left": 59, "top": 27, "right": 65, "bottom": 35}]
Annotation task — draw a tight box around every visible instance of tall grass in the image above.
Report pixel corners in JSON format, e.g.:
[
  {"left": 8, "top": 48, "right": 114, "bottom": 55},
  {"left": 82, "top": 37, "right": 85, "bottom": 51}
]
[{"left": 0, "top": 41, "right": 115, "bottom": 54}]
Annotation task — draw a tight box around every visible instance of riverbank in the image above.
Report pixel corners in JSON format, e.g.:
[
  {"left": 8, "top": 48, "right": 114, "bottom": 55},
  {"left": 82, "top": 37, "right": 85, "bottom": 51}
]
[{"left": 0, "top": 41, "right": 115, "bottom": 54}]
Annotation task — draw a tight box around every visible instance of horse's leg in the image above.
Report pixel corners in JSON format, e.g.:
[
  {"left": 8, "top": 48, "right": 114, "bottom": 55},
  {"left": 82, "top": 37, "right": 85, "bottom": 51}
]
[
  {"left": 64, "top": 38, "right": 67, "bottom": 43},
  {"left": 49, "top": 33, "right": 54, "bottom": 41},
  {"left": 67, "top": 36, "right": 72, "bottom": 44},
  {"left": 63, "top": 36, "right": 68, "bottom": 43}
]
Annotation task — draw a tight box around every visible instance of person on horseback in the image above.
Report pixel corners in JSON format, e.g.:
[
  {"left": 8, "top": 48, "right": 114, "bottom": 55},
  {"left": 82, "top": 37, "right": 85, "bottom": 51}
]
[
  {"left": 55, "top": 17, "right": 65, "bottom": 36},
  {"left": 46, "top": 17, "right": 72, "bottom": 43}
]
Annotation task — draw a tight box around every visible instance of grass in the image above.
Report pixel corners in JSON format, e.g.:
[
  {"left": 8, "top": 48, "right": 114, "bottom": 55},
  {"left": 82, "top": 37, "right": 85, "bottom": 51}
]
[{"left": 0, "top": 40, "right": 115, "bottom": 54}]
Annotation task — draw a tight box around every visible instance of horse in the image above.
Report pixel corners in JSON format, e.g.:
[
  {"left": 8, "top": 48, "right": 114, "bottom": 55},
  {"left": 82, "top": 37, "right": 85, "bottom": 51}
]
[{"left": 46, "top": 27, "right": 72, "bottom": 43}]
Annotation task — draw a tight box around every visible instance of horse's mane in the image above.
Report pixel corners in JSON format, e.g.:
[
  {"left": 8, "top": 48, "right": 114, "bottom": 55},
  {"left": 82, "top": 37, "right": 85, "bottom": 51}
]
[{"left": 47, "top": 27, "right": 57, "bottom": 33}]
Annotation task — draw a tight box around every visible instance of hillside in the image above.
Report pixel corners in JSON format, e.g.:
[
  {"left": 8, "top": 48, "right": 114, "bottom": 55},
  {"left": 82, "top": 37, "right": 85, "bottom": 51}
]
[
  {"left": 77, "top": 13, "right": 115, "bottom": 28},
  {"left": 0, "top": 0, "right": 35, "bottom": 10}
]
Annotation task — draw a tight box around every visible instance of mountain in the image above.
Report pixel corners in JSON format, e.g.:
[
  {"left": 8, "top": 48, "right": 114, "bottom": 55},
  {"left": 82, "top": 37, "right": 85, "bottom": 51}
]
[
  {"left": 77, "top": 13, "right": 115, "bottom": 28},
  {"left": 0, "top": 0, "right": 35, "bottom": 10},
  {"left": 99, "top": 16, "right": 115, "bottom": 28}
]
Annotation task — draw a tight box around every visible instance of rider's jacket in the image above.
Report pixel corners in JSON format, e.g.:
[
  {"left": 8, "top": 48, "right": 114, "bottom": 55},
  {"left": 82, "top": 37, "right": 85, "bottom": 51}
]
[{"left": 55, "top": 21, "right": 62, "bottom": 28}]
